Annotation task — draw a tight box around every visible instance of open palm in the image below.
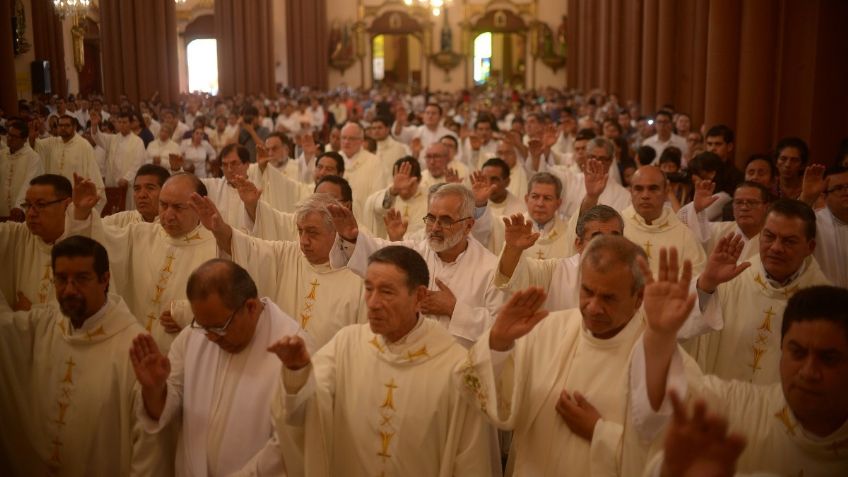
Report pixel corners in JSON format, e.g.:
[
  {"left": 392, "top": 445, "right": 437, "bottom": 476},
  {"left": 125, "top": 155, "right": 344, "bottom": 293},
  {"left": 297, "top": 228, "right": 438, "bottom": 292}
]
[
  {"left": 129, "top": 333, "right": 170, "bottom": 389},
  {"left": 489, "top": 287, "right": 549, "bottom": 351},
  {"left": 639, "top": 248, "right": 696, "bottom": 335},
  {"left": 503, "top": 214, "right": 539, "bottom": 250}
]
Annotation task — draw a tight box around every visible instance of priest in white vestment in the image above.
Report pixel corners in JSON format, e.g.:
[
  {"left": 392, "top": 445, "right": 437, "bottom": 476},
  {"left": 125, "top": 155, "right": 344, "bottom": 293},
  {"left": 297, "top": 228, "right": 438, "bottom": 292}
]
[
  {"left": 145, "top": 123, "right": 182, "bottom": 166},
  {"left": 244, "top": 141, "right": 311, "bottom": 214},
  {"left": 270, "top": 246, "right": 497, "bottom": 477},
  {"left": 91, "top": 111, "right": 146, "bottom": 209},
  {"left": 330, "top": 183, "right": 507, "bottom": 347},
  {"left": 362, "top": 157, "right": 427, "bottom": 240},
  {"left": 552, "top": 137, "right": 632, "bottom": 219},
  {"left": 621, "top": 166, "right": 706, "bottom": 276},
  {"left": 493, "top": 205, "right": 624, "bottom": 311},
  {"left": 631, "top": 284, "right": 848, "bottom": 476},
  {"left": 414, "top": 104, "right": 458, "bottom": 151},
  {"left": 199, "top": 144, "right": 266, "bottom": 233},
  {"left": 338, "top": 123, "right": 389, "bottom": 220},
  {"left": 65, "top": 173, "right": 219, "bottom": 353},
  {"left": 480, "top": 158, "right": 527, "bottom": 219},
  {"left": 457, "top": 238, "right": 712, "bottom": 477},
  {"left": 0, "top": 174, "right": 71, "bottom": 310},
  {"left": 369, "top": 116, "right": 410, "bottom": 180},
  {"left": 102, "top": 164, "right": 170, "bottom": 228},
  {"left": 497, "top": 140, "right": 530, "bottom": 201},
  {"left": 692, "top": 199, "right": 831, "bottom": 384},
  {"left": 1, "top": 119, "right": 44, "bottom": 219},
  {"left": 418, "top": 140, "right": 471, "bottom": 192},
  {"left": 0, "top": 236, "right": 168, "bottom": 476},
  {"left": 37, "top": 115, "right": 106, "bottom": 213},
  {"left": 190, "top": 192, "right": 368, "bottom": 349},
  {"left": 813, "top": 166, "right": 848, "bottom": 287},
  {"left": 132, "top": 259, "right": 311, "bottom": 476}
]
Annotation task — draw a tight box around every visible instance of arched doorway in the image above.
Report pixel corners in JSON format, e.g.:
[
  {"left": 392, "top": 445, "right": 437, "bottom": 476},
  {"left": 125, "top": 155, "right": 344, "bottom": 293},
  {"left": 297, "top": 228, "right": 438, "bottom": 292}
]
[
  {"left": 182, "top": 14, "right": 217, "bottom": 94},
  {"left": 367, "top": 10, "right": 427, "bottom": 88},
  {"left": 78, "top": 17, "right": 102, "bottom": 96},
  {"left": 470, "top": 9, "right": 528, "bottom": 88}
]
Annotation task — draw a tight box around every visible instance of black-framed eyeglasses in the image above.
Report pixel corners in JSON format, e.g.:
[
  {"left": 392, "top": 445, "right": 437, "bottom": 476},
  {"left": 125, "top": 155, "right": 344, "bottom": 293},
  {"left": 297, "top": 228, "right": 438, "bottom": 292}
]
[
  {"left": 423, "top": 214, "right": 471, "bottom": 228},
  {"left": 190, "top": 301, "right": 246, "bottom": 336},
  {"left": 20, "top": 198, "right": 67, "bottom": 212}
]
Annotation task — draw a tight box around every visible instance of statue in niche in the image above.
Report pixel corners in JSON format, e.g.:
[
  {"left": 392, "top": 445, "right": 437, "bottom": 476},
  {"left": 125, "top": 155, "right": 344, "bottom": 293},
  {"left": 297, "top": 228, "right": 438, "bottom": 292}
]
[
  {"left": 329, "top": 20, "right": 357, "bottom": 71},
  {"left": 12, "top": 0, "right": 31, "bottom": 55},
  {"left": 556, "top": 15, "right": 567, "bottom": 57},
  {"left": 440, "top": 8, "right": 453, "bottom": 52}
]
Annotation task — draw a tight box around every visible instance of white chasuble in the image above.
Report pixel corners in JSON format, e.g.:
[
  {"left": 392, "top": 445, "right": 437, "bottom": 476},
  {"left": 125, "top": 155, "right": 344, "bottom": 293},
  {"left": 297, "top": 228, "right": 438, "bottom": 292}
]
[
  {"left": 0, "top": 222, "right": 61, "bottom": 306},
  {"left": 621, "top": 205, "right": 706, "bottom": 277}
]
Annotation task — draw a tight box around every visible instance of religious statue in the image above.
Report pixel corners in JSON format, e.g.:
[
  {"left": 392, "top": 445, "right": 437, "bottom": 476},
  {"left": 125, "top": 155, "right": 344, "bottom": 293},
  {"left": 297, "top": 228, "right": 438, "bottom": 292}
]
[
  {"left": 440, "top": 8, "right": 453, "bottom": 52},
  {"left": 328, "top": 20, "right": 357, "bottom": 72},
  {"left": 556, "top": 15, "right": 567, "bottom": 57}
]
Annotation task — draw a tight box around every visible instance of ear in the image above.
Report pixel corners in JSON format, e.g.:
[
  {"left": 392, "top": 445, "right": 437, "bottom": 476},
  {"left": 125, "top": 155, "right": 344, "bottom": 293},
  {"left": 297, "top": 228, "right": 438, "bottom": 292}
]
[{"left": 634, "top": 287, "right": 645, "bottom": 310}]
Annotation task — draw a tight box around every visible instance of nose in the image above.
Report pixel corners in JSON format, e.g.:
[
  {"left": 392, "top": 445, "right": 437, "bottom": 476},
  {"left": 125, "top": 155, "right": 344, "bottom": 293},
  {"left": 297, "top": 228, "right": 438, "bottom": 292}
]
[
  {"left": 798, "top": 355, "right": 822, "bottom": 382},
  {"left": 584, "top": 296, "right": 604, "bottom": 315}
]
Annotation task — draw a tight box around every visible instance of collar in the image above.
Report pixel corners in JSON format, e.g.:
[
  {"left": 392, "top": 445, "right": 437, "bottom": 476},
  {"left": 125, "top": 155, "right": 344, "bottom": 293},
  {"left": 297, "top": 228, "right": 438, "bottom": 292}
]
[{"left": 67, "top": 298, "right": 109, "bottom": 335}]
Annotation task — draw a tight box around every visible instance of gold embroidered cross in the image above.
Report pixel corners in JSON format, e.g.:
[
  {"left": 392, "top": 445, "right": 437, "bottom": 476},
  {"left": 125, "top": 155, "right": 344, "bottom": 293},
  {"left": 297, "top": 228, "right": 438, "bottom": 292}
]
[
  {"left": 369, "top": 336, "right": 386, "bottom": 353},
  {"left": 306, "top": 279, "right": 320, "bottom": 300},
  {"left": 754, "top": 274, "right": 767, "bottom": 291},
  {"left": 300, "top": 313, "right": 312, "bottom": 329},
  {"left": 405, "top": 346, "right": 430, "bottom": 362},
  {"left": 774, "top": 406, "right": 796, "bottom": 436},
  {"left": 183, "top": 231, "right": 202, "bottom": 243},
  {"left": 378, "top": 430, "right": 394, "bottom": 460},
  {"left": 535, "top": 250, "right": 545, "bottom": 259},
  {"left": 161, "top": 254, "right": 176, "bottom": 273},
  {"left": 145, "top": 312, "right": 158, "bottom": 331},
  {"left": 62, "top": 357, "right": 76, "bottom": 384},
  {"left": 758, "top": 307, "right": 775, "bottom": 333},
  {"left": 749, "top": 347, "right": 765, "bottom": 372},
  {"left": 643, "top": 240, "right": 653, "bottom": 259},
  {"left": 381, "top": 379, "right": 398, "bottom": 410},
  {"left": 152, "top": 285, "right": 165, "bottom": 305},
  {"left": 53, "top": 401, "right": 70, "bottom": 426}
]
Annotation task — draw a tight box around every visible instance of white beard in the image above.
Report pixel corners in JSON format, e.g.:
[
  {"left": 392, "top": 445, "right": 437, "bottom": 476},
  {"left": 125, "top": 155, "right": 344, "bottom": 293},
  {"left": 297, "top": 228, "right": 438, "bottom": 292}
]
[{"left": 427, "top": 229, "right": 464, "bottom": 252}]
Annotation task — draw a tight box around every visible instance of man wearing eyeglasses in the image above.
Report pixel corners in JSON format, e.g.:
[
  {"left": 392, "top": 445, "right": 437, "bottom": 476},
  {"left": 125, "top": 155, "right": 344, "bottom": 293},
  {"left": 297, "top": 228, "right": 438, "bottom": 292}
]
[
  {"left": 329, "top": 183, "right": 506, "bottom": 347},
  {"left": 338, "top": 122, "right": 388, "bottom": 221},
  {"left": 555, "top": 137, "right": 632, "bottom": 220},
  {"left": 1, "top": 119, "right": 44, "bottom": 221},
  {"left": 689, "top": 198, "right": 830, "bottom": 385},
  {"left": 362, "top": 157, "right": 427, "bottom": 241},
  {"left": 66, "top": 172, "right": 218, "bottom": 354},
  {"left": 1, "top": 174, "right": 71, "bottom": 311},
  {"left": 800, "top": 164, "right": 848, "bottom": 288},
  {"left": 0, "top": 235, "right": 169, "bottom": 476},
  {"left": 131, "top": 258, "right": 309, "bottom": 476}
]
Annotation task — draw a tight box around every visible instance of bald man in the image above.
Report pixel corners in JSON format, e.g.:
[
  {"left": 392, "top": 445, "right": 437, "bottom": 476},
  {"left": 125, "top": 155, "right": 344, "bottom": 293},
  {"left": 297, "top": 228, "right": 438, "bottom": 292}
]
[
  {"left": 66, "top": 172, "right": 218, "bottom": 352},
  {"left": 621, "top": 166, "right": 706, "bottom": 276},
  {"left": 338, "top": 122, "right": 388, "bottom": 219}
]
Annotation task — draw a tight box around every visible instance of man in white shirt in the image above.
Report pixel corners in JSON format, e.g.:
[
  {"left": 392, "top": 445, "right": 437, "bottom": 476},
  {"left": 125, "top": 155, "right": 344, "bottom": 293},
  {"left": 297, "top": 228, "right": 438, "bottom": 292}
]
[
  {"left": 338, "top": 122, "right": 388, "bottom": 219},
  {"left": 1, "top": 118, "right": 44, "bottom": 220},
  {"left": 480, "top": 158, "right": 526, "bottom": 218},
  {"left": 642, "top": 110, "right": 688, "bottom": 160},
  {"left": 809, "top": 165, "right": 848, "bottom": 287},
  {"left": 0, "top": 236, "right": 168, "bottom": 476},
  {"left": 414, "top": 103, "right": 458, "bottom": 151},
  {"left": 91, "top": 110, "right": 146, "bottom": 210},
  {"left": 146, "top": 123, "right": 182, "bottom": 167},
  {"left": 369, "top": 115, "right": 410, "bottom": 180},
  {"left": 462, "top": 116, "right": 499, "bottom": 169},
  {"left": 269, "top": 245, "right": 496, "bottom": 476},
  {"left": 362, "top": 157, "right": 427, "bottom": 240},
  {"left": 132, "top": 258, "right": 308, "bottom": 476}
]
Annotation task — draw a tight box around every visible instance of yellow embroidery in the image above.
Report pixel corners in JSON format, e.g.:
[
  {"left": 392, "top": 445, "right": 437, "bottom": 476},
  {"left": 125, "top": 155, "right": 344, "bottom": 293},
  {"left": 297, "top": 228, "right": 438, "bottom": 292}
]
[
  {"left": 60, "top": 387, "right": 71, "bottom": 400},
  {"left": 300, "top": 313, "right": 312, "bottom": 329},
  {"left": 53, "top": 401, "right": 70, "bottom": 426},
  {"left": 380, "top": 413, "right": 393, "bottom": 426},
  {"left": 782, "top": 284, "right": 800, "bottom": 299},
  {"left": 378, "top": 430, "right": 394, "bottom": 460},
  {"left": 303, "top": 301, "right": 314, "bottom": 313},
  {"left": 381, "top": 379, "right": 398, "bottom": 410},
  {"left": 306, "top": 279, "right": 320, "bottom": 300},
  {"left": 749, "top": 347, "right": 765, "bottom": 372},
  {"left": 774, "top": 406, "right": 796, "bottom": 436},
  {"left": 405, "top": 346, "right": 429, "bottom": 362},
  {"left": 460, "top": 356, "right": 488, "bottom": 412},
  {"left": 145, "top": 312, "right": 158, "bottom": 331},
  {"left": 85, "top": 326, "right": 106, "bottom": 340},
  {"left": 152, "top": 285, "right": 165, "bottom": 305},
  {"left": 62, "top": 357, "right": 76, "bottom": 384},
  {"left": 643, "top": 240, "right": 653, "bottom": 259},
  {"left": 758, "top": 307, "right": 775, "bottom": 333},
  {"left": 49, "top": 436, "right": 63, "bottom": 464},
  {"left": 369, "top": 336, "right": 386, "bottom": 353},
  {"left": 182, "top": 231, "right": 202, "bottom": 243},
  {"left": 754, "top": 273, "right": 768, "bottom": 291},
  {"left": 535, "top": 249, "right": 545, "bottom": 259},
  {"left": 161, "top": 254, "right": 176, "bottom": 273}
]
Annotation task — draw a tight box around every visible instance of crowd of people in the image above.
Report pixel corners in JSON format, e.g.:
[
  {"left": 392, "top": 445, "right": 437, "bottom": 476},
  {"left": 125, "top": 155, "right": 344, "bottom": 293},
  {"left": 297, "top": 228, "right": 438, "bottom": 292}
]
[{"left": 1, "top": 85, "right": 847, "bottom": 476}]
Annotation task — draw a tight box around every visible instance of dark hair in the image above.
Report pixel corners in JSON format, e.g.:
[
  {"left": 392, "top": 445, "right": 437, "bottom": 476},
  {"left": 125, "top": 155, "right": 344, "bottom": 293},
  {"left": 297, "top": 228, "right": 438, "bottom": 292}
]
[
  {"left": 658, "top": 146, "right": 682, "bottom": 169},
  {"left": 734, "top": 181, "right": 773, "bottom": 203},
  {"left": 393, "top": 156, "right": 422, "bottom": 180},
  {"left": 603, "top": 119, "right": 623, "bottom": 135},
  {"left": 439, "top": 134, "right": 459, "bottom": 149},
  {"left": 167, "top": 172, "right": 208, "bottom": 197},
  {"left": 527, "top": 172, "right": 563, "bottom": 198},
  {"left": 575, "top": 205, "right": 624, "bottom": 240},
  {"left": 825, "top": 164, "right": 848, "bottom": 179},
  {"left": 482, "top": 157, "right": 510, "bottom": 179},
  {"left": 705, "top": 124, "right": 735, "bottom": 144},
  {"left": 689, "top": 151, "right": 731, "bottom": 194},
  {"left": 116, "top": 110, "right": 133, "bottom": 121},
  {"left": 636, "top": 145, "right": 657, "bottom": 166},
  {"left": 782, "top": 286, "right": 848, "bottom": 342},
  {"left": 745, "top": 154, "right": 777, "bottom": 179},
  {"left": 654, "top": 110, "right": 673, "bottom": 122},
  {"left": 575, "top": 128, "right": 597, "bottom": 142},
  {"left": 767, "top": 198, "right": 817, "bottom": 240},
  {"left": 135, "top": 164, "right": 170, "bottom": 187},
  {"left": 8, "top": 118, "right": 28, "bottom": 137},
  {"left": 30, "top": 174, "right": 72, "bottom": 198},
  {"left": 371, "top": 115, "right": 393, "bottom": 128},
  {"left": 368, "top": 246, "right": 429, "bottom": 291},
  {"left": 425, "top": 103, "right": 443, "bottom": 116},
  {"left": 51, "top": 235, "right": 110, "bottom": 278},
  {"left": 186, "top": 259, "right": 258, "bottom": 310},
  {"left": 774, "top": 137, "right": 809, "bottom": 166},
  {"left": 316, "top": 151, "right": 345, "bottom": 176},
  {"left": 315, "top": 175, "right": 353, "bottom": 203},
  {"left": 474, "top": 116, "right": 498, "bottom": 131},
  {"left": 219, "top": 143, "right": 250, "bottom": 164},
  {"left": 241, "top": 105, "right": 259, "bottom": 118},
  {"left": 266, "top": 131, "right": 293, "bottom": 154}
]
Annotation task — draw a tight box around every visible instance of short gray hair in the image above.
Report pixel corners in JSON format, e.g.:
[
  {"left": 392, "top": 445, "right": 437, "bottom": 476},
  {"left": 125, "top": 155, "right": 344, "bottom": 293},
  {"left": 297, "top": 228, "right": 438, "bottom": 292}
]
[
  {"left": 527, "top": 172, "right": 563, "bottom": 198},
  {"left": 581, "top": 235, "right": 647, "bottom": 293},
  {"left": 575, "top": 205, "right": 624, "bottom": 240},
  {"left": 587, "top": 137, "right": 615, "bottom": 159},
  {"left": 294, "top": 193, "right": 339, "bottom": 231},
  {"left": 429, "top": 183, "right": 474, "bottom": 219}
]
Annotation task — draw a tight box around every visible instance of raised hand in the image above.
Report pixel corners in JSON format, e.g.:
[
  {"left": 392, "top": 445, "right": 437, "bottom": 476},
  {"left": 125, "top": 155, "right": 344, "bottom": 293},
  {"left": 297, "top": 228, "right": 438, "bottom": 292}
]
[
  {"left": 584, "top": 158, "right": 609, "bottom": 199},
  {"left": 697, "top": 233, "right": 751, "bottom": 293},
  {"left": 660, "top": 391, "right": 746, "bottom": 477},
  {"left": 390, "top": 161, "right": 417, "bottom": 196},
  {"left": 638, "top": 247, "right": 696, "bottom": 337},
  {"left": 489, "top": 287, "right": 549, "bottom": 351},
  {"left": 503, "top": 214, "right": 540, "bottom": 251},
  {"left": 692, "top": 178, "right": 718, "bottom": 213},
  {"left": 411, "top": 137, "right": 423, "bottom": 158},
  {"left": 800, "top": 163, "right": 826, "bottom": 205},
  {"left": 556, "top": 390, "right": 601, "bottom": 441},
  {"left": 542, "top": 124, "right": 559, "bottom": 150},
  {"left": 470, "top": 170, "right": 497, "bottom": 207},
  {"left": 13, "top": 292, "right": 32, "bottom": 312},
  {"left": 72, "top": 173, "right": 100, "bottom": 218},
  {"left": 383, "top": 208, "right": 408, "bottom": 241},
  {"left": 232, "top": 175, "right": 263, "bottom": 218},
  {"left": 267, "top": 335, "right": 311, "bottom": 370},
  {"left": 129, "top": 333, "right": 171, "bottom": 390},
  {"left": 160, "top": 310, "right": 182, "bottom": 334},
  {"left": 256, "top": 143, "right": 271, "bottom": 170},
  {"left": 445, "top": 167, "right": 461, "bottom": 184},
  {"left": 419, "top": 278, "right": 457, "bottom": 317},
  {"left": 327, "top": 203, "right": 359, "bottom": 242},
  {"left": 189, "top": 192, "right": 227, "bottom": 235}
]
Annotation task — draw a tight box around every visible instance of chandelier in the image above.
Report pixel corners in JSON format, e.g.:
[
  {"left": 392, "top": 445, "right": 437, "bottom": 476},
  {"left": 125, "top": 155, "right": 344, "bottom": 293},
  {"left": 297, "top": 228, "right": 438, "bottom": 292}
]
[
  {"left": 403, "top": 0, "right": 454, "bottom": 17},
  {"left": 52, "top": 0, "right": 89, "bottom": 20}
]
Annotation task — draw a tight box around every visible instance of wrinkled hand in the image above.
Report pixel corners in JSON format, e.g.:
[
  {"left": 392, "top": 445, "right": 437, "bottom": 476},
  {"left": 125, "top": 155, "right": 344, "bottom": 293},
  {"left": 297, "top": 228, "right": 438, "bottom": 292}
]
[
  {"left": 697, "top": 233, "right": 751, "bottom": 293},
  {"left": 638, "top": 247, "right": 696, "bottom": 337},
  {"left": 470, "top": 170, "right": 497, "bottom": 206},
  {"left": 503, "top": 214, "right": 540, "bottom": 250},
  {"left": 160, "top": 310, "right": 182, "bottom": 334},
  {"left": 129, "top": 333, "right": 171, "bottom": 390},
  {"left": 556, "top": 390, "right": 601, "bottom": 441},
  {"left": 267, "top": 335, "right": 311, "bottom": 370},
  {"left": 660, "top": 391, "right": 746, "bottom": 477},
  {"left": 328, "top": 203, "right": 359, "bottom": 242},
  {"left": 384, "top": 208, "right": 408, "bottom": 241},
  {"left": 419, "top": 279, "right": 457, "bottom": 316},
  {"left": 800, "top": 163, "right": 826, "bottom": 204},
  {"left": 584, "top": 158, "right": 609, "bottom": 198},
  {"left": 489, "top": 287, "right": 549, "bottom": 351},
  {"left": 189, "top": 192, "right": 227, "bottom": 235},
  {"left": 692, "top": 178, "right": 718, "bottom": 213},
  {"left": 13, "top": 292, "right": 32, "bottom": 311},
  {"left": 72, "top": 173, "right": 99, "bottom": 214}
]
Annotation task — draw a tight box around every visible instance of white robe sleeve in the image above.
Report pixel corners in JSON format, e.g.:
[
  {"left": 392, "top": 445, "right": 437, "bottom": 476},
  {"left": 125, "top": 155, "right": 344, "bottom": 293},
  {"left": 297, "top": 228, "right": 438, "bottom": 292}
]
[
  {"left": 253, "top": 199, "right": 298, "bottom": 241},
  {"left": 628, "top": 336, "right": 689, "bottom": 442},
  {"left": 135, "top": 328, "right": 188, "bottom": 433}
]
